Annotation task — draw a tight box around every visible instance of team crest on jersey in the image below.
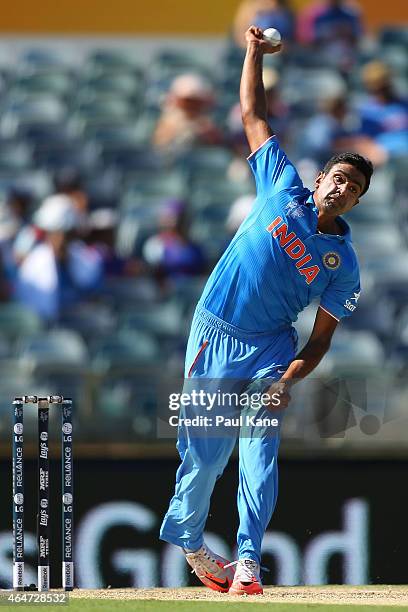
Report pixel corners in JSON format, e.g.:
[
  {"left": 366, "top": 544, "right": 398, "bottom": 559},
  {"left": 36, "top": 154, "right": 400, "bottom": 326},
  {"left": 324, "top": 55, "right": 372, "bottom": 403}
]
[
  {"left": 323, "top": 252, "right": 341, "bottom": 270},
  {"left": 285, "top": 200, "right": 304, "bottom": 219}
]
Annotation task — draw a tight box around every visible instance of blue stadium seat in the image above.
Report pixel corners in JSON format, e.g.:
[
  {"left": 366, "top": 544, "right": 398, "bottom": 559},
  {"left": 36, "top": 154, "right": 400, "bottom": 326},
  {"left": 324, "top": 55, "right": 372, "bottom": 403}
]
[
  {"left": 0, "top": 303, "right": 43, "bottom": 342},
  {"left": 10, "top": 69, "right": 74, "bottom": 97},
  {"left": 0, "top": 141, "right": 33, "bottom": 172},
  {"left": 86, "top": 49, "right": 141, "bottom": 71},
  {"left": 17, "top": 329, "right": 88, "bottom": 372},
  {"left": 58, "top": 302, "right": 117, "bottom": 342},
  {"left": 119, "top": 301, "right": 185, "bottom": 340},
  {"left": 316, "top": 329, "right": 385, "bottom": 376},
  {"left": 71, "top": 97, "right": 136, "bottom": 122},
  {"left": 91, "top": 329, "right": 161, "bottom": 373},
  {"left": 123, "top": 169, "right": 188, "bottom": 201}
]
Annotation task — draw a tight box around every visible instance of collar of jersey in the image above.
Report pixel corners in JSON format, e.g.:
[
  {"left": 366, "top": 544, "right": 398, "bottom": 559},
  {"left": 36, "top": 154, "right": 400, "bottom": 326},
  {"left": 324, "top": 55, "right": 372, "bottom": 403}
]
[{"left": 306, "top": 192, "right": 352, "bottom": 243}]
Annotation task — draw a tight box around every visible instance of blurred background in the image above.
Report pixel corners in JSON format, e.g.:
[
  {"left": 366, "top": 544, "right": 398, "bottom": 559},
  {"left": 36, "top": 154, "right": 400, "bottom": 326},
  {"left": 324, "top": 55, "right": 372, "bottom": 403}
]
[{"left": 0, "top": 0, "right": 407, "bottom": 589}]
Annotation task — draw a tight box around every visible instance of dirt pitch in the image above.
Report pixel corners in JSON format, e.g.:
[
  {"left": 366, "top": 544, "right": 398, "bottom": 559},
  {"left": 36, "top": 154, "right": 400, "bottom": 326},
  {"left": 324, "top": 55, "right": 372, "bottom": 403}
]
[{"left": 70, "top": 586, "right": 408, "bottom": 606}]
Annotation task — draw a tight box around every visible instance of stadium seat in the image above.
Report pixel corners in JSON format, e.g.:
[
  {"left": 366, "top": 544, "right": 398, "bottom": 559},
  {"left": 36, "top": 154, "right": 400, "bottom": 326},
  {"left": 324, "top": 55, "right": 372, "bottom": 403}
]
[
  {"left": 379, "top": 26, "right": 408, "bottom": 48},
  {"left": 0, "top": 98, "right": 67, "bottom": 139},
  {"left": 19, "top": 46, "right": 81, "bottom": 69},
  {"left": 315, "top": 329, "right": 385, "bottom": 376},
  {"left": 123, "top": 169, "right": 188, "bottom": 201},
  {"left": 93, "top": 373, "right": 160, "bottom": 438},
  {"left": 72, "top": 97, "right": 136, "bottom": 122},
  {"left": 150, "top": 48, "right": 212, "bottom": 82},
  {"left": 388, "top": 306, "right": 408, "bottom": 364},
  {"left": 341, "top": 293, "right": 395, "bottom": 349},
  {"left": 170, "top": 276, "right": 208, "bottom": 316},
  {"left": 190, "top": 219, "right": 229, "bottom": 260},
  {"left": 0, "top": 359, "right": 46, "bottom": 429},
  {"left": 97, "top": 144, "right": 162, "bottom": 173},
  {"left": 352, "top": 224, "right": 404, "bottom": 260},
  {"left": 0, "top": 335, "right": 11, "bottom": 359},
  {"left": 119, "top": 301, "right": 185, "bottom": 340},
  {"left": 0, "top": 303, "right": 43, "bottom": 342},
  {"left": 85, "top": 49, "right": 141, "bottom": 71},
  {"left": 101, "top": 277, "right": 159, "bottom": 307},
  {"left": 33, "top": 140, "right": 98, "bottom": 172},
  {"left": 281, "top": 68, "right": 345, "bottom": 116},
  {"left": 58, "top": 302, "right": 117, "bottom": 342},
  {"left": 78, "top": 72, "right": 144, "bottom": 100},
  {"left": 190, "top": 180, "right": 254, "bottom": 210},
  {"left": 10, "top": 69, "right": 74, "bottom": 97},
  {"left": 182, "top": 146, "right": 233, "bottom": 181},
  {"left": 91, "top": 329, "right": 161, "bottom": 373},
  {"left": 72, "top": 114, "right": 155, "bottom": 148},
  {"left": 0, "top": 141, "right": 33, "bottom": 172},
  {"left": 17, "top": 329, "right": 88, "bottom": 372}
]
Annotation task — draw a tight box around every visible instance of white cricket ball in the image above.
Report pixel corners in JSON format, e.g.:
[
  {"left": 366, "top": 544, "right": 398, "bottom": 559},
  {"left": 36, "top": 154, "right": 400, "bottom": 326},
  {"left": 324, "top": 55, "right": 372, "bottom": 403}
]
[{"left": 262, "top": 28, "right": 282, "bottom": 47}]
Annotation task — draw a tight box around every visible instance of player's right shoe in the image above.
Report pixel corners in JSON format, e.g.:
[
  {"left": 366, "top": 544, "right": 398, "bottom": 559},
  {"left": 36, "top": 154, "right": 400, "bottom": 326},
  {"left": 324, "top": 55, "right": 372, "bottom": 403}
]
[
  {"left": 184, "top": 543, "right": 235, "bottom": 593},
  {"left": 227, "top": 559, "right": 263, "bottom": 595}
]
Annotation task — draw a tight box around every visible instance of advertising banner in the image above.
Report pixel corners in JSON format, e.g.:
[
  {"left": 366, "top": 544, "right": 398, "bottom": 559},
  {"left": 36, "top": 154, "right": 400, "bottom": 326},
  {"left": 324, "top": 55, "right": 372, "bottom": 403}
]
[{"left": 0, "top": 458, "right": 407, "bottom": 588}]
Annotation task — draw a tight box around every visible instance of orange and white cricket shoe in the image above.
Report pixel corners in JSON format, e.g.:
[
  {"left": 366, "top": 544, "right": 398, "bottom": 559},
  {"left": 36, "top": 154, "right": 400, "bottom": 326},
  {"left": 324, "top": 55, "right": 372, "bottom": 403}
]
[
  {"left": 185, "top": 543, "right": 235, "bottom": 593},
  {"left": 227, "top": 559, "right": 263, "bottom": 595}
]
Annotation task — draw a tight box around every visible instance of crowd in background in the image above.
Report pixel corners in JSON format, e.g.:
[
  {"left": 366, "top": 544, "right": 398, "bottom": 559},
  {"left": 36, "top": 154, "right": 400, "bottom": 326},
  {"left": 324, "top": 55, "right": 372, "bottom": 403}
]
[
  {"left": 0, "top": 0, "right": 406, "bottom": 436},
  {"left": 0, "top": 0, "right": 406, "bottom": 321}
]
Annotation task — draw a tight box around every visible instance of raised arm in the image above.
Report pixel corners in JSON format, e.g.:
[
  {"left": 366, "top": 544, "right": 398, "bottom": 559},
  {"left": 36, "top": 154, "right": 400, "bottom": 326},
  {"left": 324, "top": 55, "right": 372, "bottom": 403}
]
[{"left": 240, "top": 26, "right": 282, "bottom": 153}]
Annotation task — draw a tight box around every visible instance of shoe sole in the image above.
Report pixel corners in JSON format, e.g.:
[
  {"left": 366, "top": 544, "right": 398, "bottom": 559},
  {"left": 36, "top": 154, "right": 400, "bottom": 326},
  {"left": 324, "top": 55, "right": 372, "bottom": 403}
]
[
  {"left": 229, "top": 584, "right": 263, "bottom": 596},
  {"left": 201, "top": 575, "right": 232, "bottom": 593}
]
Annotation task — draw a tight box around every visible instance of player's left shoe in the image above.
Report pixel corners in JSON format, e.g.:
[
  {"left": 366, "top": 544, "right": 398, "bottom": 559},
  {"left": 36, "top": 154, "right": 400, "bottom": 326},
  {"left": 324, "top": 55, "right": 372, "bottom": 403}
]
[
  {"left": 227, "top": 559, "right": 263, "bottom": 595},
  {"left": 184, "top": 543, "right": 235, "bottom": 592}
]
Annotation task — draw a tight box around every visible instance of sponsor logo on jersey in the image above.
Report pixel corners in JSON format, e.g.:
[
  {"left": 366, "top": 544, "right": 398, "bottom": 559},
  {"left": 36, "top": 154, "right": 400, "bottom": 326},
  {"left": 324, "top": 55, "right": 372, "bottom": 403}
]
[
  {"left": 344, "top": 291, "right": 360, "bottom": 312},
  {"left": 266, "top": 216, "right": 320, "bottom": 284},
  {"left": 285, "top": 200, "right": 304, "bottom": 219},
  {"left": 323, "top": 251, "right": 341, "bottom": 270}
]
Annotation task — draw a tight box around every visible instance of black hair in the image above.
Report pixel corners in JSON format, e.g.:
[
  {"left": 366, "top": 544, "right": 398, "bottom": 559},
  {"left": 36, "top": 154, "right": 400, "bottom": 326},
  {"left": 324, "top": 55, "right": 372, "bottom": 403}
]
[
  {"left": 53, "top": 167, "right": 83, "bottom": 193},
  {"left": 323, "top": 153, "right": 373, "bottom": 196}
]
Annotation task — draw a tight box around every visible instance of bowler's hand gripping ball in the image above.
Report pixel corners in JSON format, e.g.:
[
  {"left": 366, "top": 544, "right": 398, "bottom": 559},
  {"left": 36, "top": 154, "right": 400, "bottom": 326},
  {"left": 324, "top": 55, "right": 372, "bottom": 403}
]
[{"left": 262, "top": 28, "right": 282, "bottom": 47}]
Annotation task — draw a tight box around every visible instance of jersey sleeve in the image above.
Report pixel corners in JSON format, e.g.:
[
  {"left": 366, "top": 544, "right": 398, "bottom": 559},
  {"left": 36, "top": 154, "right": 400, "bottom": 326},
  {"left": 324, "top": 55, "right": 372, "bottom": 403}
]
[
  {"left": 319, "top": 267, "right": 361, "bottom": 321},
  {"left": 247, "top": 136, "right": 303, "bottom": 196}
]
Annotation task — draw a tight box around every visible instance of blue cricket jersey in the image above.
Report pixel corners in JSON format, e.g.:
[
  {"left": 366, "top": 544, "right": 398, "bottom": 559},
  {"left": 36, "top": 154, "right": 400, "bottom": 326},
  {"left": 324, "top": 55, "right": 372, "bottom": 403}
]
[{"left": 199, "top": 136, "right": 361, "bottom": 332}]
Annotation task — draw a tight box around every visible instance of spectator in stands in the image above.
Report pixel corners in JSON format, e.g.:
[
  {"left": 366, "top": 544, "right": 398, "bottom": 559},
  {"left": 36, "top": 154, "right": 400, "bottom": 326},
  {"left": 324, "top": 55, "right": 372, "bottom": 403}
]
[
  {"left": 0, "top": 252, "right": 10, "bottom": 301},
  {"left": 233, "top": 0, "right": 295, "bottom": 49},
  {"left": 356, "top": 61, "right": 408, "bottom": 160},
  {"left": 296, "top": 1, "right": 326, "bottom": 45},
  {"left": 153, "top": 74, "right": 222, "bottom": 155},
  {"left": 0, "top": 187, "right": 33, "bottom": 279},
  {"left": 142, "top": 199, "right": 206, "bottom": 288},
  {"left": 7, "top": 187, "right": 32, "bottom": 228},
  {"left": 54, "top": 167, "right": 89, "bottom": 217},
  {"left": 86, "top": 208, "right": 143, "bottom": 277},
  {"left": 0, "top": 206, "right": 17, "bottom": 297},
  {"left": 300, "top": 0, "right": 363, "bottom": 72},
  {"left": 296, "top": 87, "right": 360, "bottom": 166},
  {"left": 15, "top": 195, "right": 103, "bottom": 321}
]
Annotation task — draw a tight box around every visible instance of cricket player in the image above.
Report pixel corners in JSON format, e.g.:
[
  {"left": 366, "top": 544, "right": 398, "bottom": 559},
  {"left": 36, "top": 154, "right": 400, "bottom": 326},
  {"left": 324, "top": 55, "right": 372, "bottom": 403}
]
[{"left": 160, "top": 26, "right": 373, "bottom": 595}]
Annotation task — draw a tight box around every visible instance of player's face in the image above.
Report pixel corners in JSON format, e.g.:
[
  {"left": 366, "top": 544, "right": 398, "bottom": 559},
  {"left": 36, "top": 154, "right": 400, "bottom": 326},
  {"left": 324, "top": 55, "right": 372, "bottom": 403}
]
[{"left": 314, "top": 163, "right": 366, "bottom": 216}]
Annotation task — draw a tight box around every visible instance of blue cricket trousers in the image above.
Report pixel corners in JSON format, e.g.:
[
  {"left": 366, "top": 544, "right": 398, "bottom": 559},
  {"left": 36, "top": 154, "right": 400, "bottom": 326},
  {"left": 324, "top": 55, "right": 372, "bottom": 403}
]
[{"left": 160, "top": 306, "right": 298, "bottom": 564}]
